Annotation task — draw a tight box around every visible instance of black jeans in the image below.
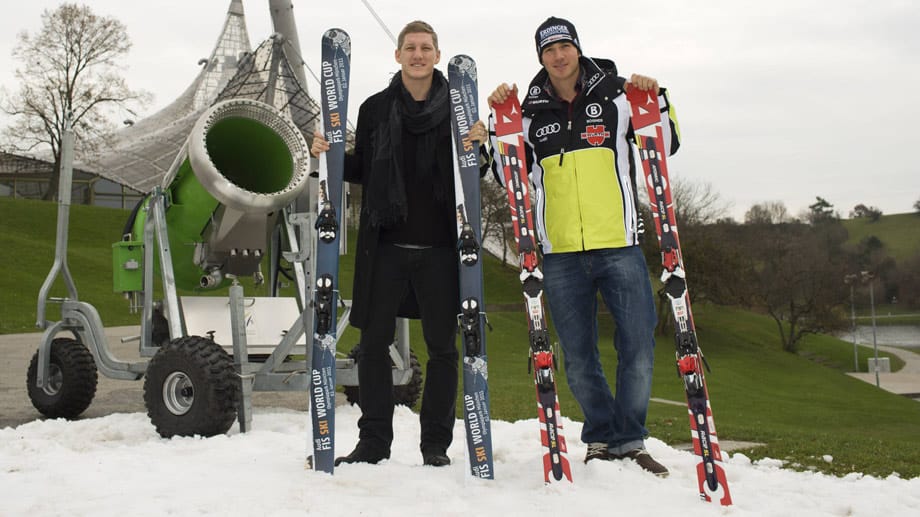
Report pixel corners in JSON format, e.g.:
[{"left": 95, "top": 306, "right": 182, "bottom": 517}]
[{"left": 356, "top": 243, "right": 459, "bottom": 454}]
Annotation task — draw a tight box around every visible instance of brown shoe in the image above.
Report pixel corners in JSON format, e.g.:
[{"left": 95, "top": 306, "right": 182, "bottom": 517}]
[
  {"left": 584, "top": 442, "right": 613, "bottom": 463},
  {"left": 616, "top": 449, "right": 669, "bottom": 477}
]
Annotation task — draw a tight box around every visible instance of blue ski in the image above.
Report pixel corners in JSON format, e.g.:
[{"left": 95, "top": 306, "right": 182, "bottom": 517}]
[
  {"left": 310, "top": 28, "right": 350, "bottom": 474},
  {"left": 448, "top": 54, "right": 494, "bottom": 479}
]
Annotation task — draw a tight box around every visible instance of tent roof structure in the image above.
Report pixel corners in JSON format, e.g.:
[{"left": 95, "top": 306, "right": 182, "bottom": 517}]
[{"left": 78, "top": 0, "right": 342, "bottom": 194}]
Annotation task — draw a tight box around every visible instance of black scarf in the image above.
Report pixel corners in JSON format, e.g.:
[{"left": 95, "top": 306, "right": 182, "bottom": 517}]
[{"left": 365, "top": 69, "right": 451, "bottom": 228}]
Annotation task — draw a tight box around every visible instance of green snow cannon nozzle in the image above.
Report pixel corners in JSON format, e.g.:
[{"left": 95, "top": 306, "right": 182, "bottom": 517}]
[{"left": 126, "top": 98, "right": 311, "bottom": 291}]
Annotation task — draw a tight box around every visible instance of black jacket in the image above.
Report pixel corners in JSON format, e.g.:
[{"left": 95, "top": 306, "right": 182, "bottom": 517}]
[{"left": 343, "top": 82, "right": 456, "bottom": 329}]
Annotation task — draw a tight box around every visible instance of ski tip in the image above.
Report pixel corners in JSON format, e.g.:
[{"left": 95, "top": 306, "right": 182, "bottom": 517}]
[
  {"left": 449, "top": 55, "right": 477, "bottom": 77},
  {"left": 322, "top": 28, "right": 351, "bottom": 51},
  {"left": 491, "top": 95, "right": 522, "bottom": 122},
  {"left": 322, "top": 28, "right": 349, "bottom": 39}
]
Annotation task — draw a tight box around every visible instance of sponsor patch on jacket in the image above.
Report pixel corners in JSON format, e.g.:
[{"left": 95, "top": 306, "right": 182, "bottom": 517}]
[
  {"left": 535, "top": 122, "right": 561, "bottom": 140},
  {"left": 585, "top": 103, "right": 603, "bottom": 118},
  {"left": 584, "top": 72, "right": 603, "bottom": 91},
  {"left": 580, "top": 124, "right": 610, "bottom": 146}
]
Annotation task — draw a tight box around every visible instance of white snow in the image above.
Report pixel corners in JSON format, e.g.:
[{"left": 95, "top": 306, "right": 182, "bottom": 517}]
[{"left": 1, "top": 404, "right": 917, "bottom": 516}]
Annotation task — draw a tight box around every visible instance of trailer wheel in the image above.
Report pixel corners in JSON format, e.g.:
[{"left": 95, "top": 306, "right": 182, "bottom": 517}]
[
  {"left": 143, "top": 336, "right": 238, "bottom": 437},
  {"left": 343, "top": 344, "right": 423, "bottom": 408},
  {"left": 26, "top": 338, "right": 98, "bottom": 419}
]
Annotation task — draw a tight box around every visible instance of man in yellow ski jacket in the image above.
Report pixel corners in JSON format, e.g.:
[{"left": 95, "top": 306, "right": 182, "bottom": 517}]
[{"left": 488, "top": 16, "right": 680, "bottom": 476}]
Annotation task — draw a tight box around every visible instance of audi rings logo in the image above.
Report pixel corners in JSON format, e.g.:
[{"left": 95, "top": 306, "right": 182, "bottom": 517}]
[
  {"left": 586, "top": 103, "right": 603, "bottom": 118},
  {"left": 535, "top": 122, "right": 561, "bottom": 138}
]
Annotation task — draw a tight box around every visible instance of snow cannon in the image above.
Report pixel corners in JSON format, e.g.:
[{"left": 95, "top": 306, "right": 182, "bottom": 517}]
[{"left": 122, "top": 98, "right": 310, "bottom": 291}]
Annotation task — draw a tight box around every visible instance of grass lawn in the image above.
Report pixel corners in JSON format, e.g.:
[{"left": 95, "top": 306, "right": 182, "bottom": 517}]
[
  {"left": 842, "top": 212, "right": 920, "bottom": 264},
  {"left": 3, "top": 196, "right": 919, "bottom": 478}
]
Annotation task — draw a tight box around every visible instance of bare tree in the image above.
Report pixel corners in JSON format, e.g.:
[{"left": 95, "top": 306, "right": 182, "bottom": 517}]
[
  {"left": 744, "top": 201, "right": 791, "bottom": 225},
  {"left": 636, "top": 178, "right": 730, "bottom": 333},
  {"left": 1, "top": 3, "right": 149, "bottom": 200},
  {"left": 669, "top": 178, "right": 731, "bottom": 226},
  {"left": 479, "top": 179, "right": 515, "bottom": 265},
  {"left": 725, "top": 222, "right": 849, "bottom": 352}
]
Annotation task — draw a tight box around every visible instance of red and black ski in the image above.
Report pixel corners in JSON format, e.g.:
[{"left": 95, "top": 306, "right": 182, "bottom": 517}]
[
  {"left": 491, "top": 95, "right": 573, "bottom": 484},
  {"left": 627, "top": 87, "right": 731, "bottom": 505}
]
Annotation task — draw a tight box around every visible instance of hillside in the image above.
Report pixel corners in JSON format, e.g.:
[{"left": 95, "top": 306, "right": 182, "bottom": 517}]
[
  {"left": 0, "top": 197, "right": 143, "bottom": 333},
  {"left": 2, "top": 196, "right": 920, "bottom": 478},
  {"left": 842, "top": 211, "right": 920, "bottom": 263}
]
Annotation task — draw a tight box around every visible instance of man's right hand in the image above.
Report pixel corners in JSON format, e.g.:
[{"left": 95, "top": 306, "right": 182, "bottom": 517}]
[
  {"left": 311, "top": 130, "right": 329, "bottom": 158},
  {"left": 487, "top": 83, "right": 517, "bottom": 107}
]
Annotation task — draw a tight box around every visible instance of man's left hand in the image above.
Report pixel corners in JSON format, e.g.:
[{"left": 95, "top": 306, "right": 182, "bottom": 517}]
[
  {"left": 470, "top": 120, "right": 487, "bottom": 143},
  {"left": 625, "top": 74, "right": 659, "bottom": 92}
]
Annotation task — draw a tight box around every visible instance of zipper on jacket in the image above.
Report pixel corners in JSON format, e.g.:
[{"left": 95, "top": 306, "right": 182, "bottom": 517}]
[{"left": 559, "top": 119, "right": 572, "bottom": 166}]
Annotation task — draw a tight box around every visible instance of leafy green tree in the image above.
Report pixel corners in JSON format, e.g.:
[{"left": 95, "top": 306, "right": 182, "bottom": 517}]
[
  {"left": 849, "top": 204, "right": 882, "bottom": 221},
  {"left": 807, "top": 196, "right": 838, "bottom": 224},
  {"left": 895, "top": 253, "right": 920, "bottom": 308}
]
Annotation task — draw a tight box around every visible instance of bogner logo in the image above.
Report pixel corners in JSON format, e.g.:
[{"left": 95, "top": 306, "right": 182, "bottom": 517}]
[
  {"left": 535, "top": 122, "right": 561, "bottom": 138},
  {"left": 580, "top": 124, "right": 610, "bottom": 146},
  {"left": 585, "top": 103, "right": 603, "bottom": 118}
]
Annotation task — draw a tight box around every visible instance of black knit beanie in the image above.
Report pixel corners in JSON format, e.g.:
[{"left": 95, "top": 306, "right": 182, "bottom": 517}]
[{"left": 534, "top": 17, "right": 581, "bottom": 61}]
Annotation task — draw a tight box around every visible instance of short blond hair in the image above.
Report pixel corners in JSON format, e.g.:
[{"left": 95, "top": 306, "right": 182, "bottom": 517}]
[{"left": 397, "top": 20, "right": 438, "bottom": 50}]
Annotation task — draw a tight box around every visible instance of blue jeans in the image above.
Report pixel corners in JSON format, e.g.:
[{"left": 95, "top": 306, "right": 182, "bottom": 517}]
[{"left": 542, "top": 246, "right": 657, "bottom": 455}]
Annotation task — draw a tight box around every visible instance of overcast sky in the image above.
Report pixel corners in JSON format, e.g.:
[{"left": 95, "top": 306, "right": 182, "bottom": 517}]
[{"left": 2, "top": 0, "right": 918, "bottom": 220}]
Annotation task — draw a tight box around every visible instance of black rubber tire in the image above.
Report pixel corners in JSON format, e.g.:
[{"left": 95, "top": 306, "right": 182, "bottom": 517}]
[
  {"left": 343, "top": 344, "right": 423, "bottom": 408},
  {"left": 151, "top": 305, "right": 170, "bottom": 347},
  {"left": 143, "top": 336, "right": 238, "bottom": 438},
  {"left": 26, "top": 338, "right": 98, "bottom": 419}
]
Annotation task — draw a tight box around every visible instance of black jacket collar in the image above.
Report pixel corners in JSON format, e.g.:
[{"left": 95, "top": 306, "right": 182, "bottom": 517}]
[{"left": 522, "top": 56, "right": 623, "bottom": 114}]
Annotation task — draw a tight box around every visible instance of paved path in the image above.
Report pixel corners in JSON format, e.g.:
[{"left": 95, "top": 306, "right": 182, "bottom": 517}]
[{"left": 847, "top": 343, "right": 920, "bottom": 401}]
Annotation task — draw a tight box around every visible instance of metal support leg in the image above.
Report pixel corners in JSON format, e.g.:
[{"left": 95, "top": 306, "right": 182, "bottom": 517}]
[{"left": 229, "top": 281, "right": 253, "bottom": 432}]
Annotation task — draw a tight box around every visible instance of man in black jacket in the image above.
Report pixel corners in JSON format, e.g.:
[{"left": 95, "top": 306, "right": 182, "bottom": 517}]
[{"left": 311, "top": 20, "right": 487, "bottom": 467}]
